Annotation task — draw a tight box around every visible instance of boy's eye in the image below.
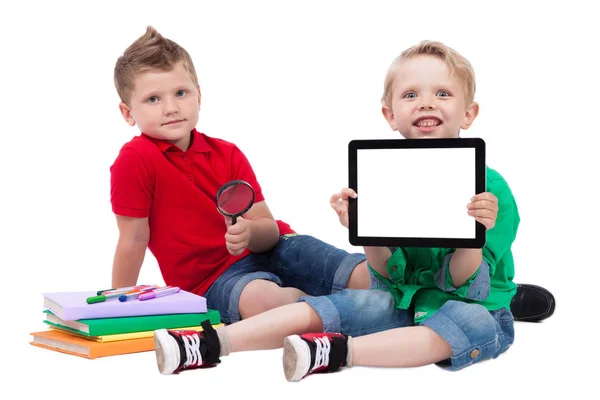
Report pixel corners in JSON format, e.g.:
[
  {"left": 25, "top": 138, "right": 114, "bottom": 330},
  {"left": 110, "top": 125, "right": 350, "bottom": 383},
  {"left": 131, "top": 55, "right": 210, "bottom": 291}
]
[
  {"left": 176, "top": 90, "right": 187, "bottom": 97},
  {"left": 437, "top": 91, "right": 450, "bottom": 97},
  {"left": 147, "top": 96, "right": 159, "bottom": 103},
  {"left": 403, "top": 92, "right": 417, "bottom": 99}
]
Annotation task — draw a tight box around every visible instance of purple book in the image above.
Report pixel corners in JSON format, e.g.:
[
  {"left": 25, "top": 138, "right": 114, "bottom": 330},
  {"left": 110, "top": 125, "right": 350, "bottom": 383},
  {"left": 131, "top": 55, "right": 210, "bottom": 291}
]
[{"left": 43, "top": 290, "right": 207, "bottom": 321}]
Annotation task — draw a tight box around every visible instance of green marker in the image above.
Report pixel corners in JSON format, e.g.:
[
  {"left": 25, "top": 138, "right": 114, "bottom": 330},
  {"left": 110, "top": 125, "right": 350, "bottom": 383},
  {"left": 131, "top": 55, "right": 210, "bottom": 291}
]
[
  {"left": 86, "top": 292, "right": 124, "bottom": 304},
  {"left": 86, "top": 295, "right": 106, "bottom": 304}
]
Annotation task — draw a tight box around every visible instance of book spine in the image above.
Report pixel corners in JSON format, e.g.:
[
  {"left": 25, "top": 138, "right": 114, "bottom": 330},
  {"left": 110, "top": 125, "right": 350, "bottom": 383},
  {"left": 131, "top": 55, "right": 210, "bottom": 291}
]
[
  {"left": 90, "top": 312, "right": 220, "bottom": 336},
  {"left": 64, "top": 302, "right": 208, "bottom": 322}
]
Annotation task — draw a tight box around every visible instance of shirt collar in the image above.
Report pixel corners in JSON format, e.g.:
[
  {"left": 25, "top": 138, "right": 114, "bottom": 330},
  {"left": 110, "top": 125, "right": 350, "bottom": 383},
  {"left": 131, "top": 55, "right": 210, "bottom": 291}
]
[{"left": 143, "top": 129, "right": 211, "bottom": 153}]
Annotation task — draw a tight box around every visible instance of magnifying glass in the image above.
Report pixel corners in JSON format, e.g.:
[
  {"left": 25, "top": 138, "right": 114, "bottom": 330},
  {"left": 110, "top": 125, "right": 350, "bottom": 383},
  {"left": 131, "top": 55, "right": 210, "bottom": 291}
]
[{"left": 216, "top": 180, "right": 255, "bottom": 224}]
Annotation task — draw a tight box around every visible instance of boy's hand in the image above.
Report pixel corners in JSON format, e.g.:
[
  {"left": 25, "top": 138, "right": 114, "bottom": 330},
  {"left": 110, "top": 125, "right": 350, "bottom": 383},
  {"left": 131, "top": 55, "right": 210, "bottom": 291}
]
[
  {"left": 224, "top": 216, "right": 251, "bottom": 256},
  {"left": 467, "top": 192, "right": 498, "bottom": 230},
  {"left": 330, "top": 188, "right": 357, "bottom": 229}
]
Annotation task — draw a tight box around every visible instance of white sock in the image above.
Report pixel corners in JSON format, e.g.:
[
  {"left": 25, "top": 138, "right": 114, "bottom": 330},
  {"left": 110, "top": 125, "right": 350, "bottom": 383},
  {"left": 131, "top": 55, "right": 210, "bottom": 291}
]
[
  {"left": 346, "top": 336, "right": 354, "bottom": 367},
  {"left": 216, "top": 327, "right": 231, "bottom": 357}
]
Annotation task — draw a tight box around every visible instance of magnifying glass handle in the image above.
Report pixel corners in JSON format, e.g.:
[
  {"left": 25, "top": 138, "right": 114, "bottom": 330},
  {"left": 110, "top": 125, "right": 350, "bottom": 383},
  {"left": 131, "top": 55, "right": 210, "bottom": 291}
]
[{"left": 231, "top": 216, "right": 237, "bottom": 225}]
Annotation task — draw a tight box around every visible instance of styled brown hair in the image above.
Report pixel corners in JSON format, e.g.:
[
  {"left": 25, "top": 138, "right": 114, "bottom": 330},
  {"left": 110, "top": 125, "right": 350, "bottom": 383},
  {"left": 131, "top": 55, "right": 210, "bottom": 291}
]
[
  {"left": 114, "top": 26, "right": 199, "bottom": 105},
  {"left": 381, "top": 40, "right": 476, "bottom": 108}
]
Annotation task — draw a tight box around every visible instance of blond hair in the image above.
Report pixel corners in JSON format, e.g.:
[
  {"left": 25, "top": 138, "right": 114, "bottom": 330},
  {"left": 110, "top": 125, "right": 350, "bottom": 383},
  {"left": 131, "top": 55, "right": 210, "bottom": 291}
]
[
  {"left": 114, "top": 26, "right": 199, "bottom": 105},
  {"left": 381, "top": 40, "right": 476, "bottom": 108}
]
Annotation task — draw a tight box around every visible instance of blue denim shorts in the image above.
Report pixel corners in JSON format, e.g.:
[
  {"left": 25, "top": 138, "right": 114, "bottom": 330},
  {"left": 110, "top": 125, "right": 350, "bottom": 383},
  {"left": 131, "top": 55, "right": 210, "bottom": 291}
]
[
  {"left": 421, "top": 300, "right": 514, "bottom": 370},
  {"left": 203, "top": 234, "right": 366, "bottom": 324},
  {"left": 301, "top": 289, "right": 514, "bottom": 371}
]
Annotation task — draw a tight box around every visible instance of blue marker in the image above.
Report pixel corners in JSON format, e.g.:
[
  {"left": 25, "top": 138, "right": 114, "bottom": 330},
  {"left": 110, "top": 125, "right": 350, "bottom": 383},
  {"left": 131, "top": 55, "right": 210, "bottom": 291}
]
[{"left": 118, "top": 287, "right": 156, "bottom": 302}]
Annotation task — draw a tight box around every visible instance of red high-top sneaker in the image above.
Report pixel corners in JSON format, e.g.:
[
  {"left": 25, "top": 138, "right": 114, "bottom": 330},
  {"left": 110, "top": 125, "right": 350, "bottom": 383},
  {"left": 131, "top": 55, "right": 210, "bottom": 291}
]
[
  {"left": 153, "top": 320, "right": 221, "bottom": 375},
  {"left": 283, "top": 332, "right": 348, "bottom": 382}
]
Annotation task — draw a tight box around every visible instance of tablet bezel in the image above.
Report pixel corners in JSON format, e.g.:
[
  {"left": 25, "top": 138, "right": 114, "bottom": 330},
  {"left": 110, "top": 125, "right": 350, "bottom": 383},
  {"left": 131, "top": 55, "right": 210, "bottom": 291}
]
[{"left": 348, "top": 138, "right": 486, "bottom": 249}]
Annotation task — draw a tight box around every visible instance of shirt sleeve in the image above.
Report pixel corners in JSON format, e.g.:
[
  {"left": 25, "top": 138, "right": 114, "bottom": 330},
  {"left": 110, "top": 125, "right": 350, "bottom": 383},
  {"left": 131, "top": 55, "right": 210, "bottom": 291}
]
[
  {"left": 110, "top": 147, "right": 154, "bottom": 218},
  {"left": 434, "top": 253, "right": 491, "bottom": 301},
  {"left": 482, "top": 176, "right": 520, "bottom": 277},
  {"left": 230, "top": 145, "right": 265, "bottom": 203}
]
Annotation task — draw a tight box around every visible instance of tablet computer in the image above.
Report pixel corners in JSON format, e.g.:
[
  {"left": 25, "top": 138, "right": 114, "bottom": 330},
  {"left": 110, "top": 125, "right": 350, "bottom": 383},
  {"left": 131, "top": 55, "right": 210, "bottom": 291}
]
[{"left": 348, "top": 138, "right": 486, "bottom": 248}]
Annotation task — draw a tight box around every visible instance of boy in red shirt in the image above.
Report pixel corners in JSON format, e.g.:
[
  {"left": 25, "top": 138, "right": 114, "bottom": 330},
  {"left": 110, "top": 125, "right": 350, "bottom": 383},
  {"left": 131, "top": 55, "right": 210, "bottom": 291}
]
[{"left": 110, "top": 26, "right": 369, "bottom": 324}]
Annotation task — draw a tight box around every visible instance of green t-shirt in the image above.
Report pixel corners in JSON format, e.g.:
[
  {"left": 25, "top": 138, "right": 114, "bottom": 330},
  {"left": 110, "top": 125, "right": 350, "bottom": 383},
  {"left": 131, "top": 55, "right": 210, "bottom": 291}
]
[{"left": 370, "top": 166, "right": 519, "bottom": 323}]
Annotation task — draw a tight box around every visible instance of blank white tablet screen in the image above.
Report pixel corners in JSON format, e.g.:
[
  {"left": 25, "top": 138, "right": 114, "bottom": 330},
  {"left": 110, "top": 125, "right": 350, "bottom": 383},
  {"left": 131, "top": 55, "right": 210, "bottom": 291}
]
[{"left": 356, "top": 147, "right": 475, "bottom": 239}]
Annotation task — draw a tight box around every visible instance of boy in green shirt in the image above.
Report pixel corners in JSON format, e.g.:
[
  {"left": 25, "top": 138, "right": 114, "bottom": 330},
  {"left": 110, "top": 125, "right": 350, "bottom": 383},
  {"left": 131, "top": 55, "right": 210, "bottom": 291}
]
[{"left": 152, "top": 41, "right": 533, "bottom": 379}]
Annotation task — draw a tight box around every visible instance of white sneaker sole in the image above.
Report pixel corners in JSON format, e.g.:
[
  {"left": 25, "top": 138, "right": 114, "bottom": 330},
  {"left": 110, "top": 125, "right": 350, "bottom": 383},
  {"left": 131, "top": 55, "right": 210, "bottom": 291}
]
[
  {"left": 283, "top": 335, "right": 310, "bottom": 382},
  {"left": 154, "top": 329, "right": 180, "bottom": 375}
]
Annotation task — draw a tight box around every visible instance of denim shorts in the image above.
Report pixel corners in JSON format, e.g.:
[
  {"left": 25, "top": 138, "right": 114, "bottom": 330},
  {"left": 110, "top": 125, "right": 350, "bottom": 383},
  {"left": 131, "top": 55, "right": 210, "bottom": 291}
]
[
  {"left": 301, "top": 289, "right": 515, "bottom": 371},
  {"left": 203, "top": 234, "right": 366, "bottom": 324}
]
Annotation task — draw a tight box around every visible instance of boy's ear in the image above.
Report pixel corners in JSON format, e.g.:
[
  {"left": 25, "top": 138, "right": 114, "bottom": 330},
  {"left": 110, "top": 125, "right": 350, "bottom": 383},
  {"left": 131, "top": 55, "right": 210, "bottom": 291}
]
[
  {"left": 119, "top": 102, "right": 136, "bottom": 127},
  {"left": 382, "top": 104, "right": 397, "bottom": 131},
  {"left": 461, "top": 102, "right": 479, "bottom": 130},
  {"left": 197, "top": 87, "right": 202, "bottom": 105}
]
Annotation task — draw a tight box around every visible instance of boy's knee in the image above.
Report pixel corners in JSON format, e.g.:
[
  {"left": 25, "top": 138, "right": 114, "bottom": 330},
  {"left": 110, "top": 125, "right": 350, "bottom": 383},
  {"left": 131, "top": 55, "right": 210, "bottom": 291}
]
[
  {"left": 239, "top": 280, "right": 303, "bottom": 319},
  {"left": 347, "top": 260, "right": 370, "bottom": 289},
  {"left": 442, "top": 301, "right": 497, "bottom": 343}
]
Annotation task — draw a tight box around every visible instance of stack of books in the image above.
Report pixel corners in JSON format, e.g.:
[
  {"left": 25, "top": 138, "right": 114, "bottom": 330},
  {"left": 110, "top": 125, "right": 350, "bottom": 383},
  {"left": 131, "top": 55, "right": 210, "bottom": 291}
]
[{"left": 30, "top": 286, "right": 222, "bottom": 359}]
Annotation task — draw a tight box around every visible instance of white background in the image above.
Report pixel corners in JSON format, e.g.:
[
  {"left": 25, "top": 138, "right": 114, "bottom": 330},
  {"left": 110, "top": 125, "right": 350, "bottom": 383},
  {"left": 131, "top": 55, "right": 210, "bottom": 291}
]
[
  {"left": 1, "top": 0, "right": 598, "bottom": 397},
  {"left": 357, "top": 147, "right": 475, "bottom": 238}
]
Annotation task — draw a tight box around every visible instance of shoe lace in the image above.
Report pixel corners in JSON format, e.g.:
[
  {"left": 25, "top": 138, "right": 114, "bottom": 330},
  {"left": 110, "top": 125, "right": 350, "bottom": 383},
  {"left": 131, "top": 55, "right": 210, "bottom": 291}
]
[
  {"left": 181, "top": 333, "right": 203, "bottom": 368},
  {"left": 311, "top": 336, "right": 331, "bottom": 371}
]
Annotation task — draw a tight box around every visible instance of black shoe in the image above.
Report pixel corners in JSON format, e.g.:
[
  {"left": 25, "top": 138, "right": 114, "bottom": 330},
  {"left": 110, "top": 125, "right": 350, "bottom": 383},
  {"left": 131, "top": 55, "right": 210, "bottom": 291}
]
[
  {"left": 153, "top": 320, "right": 221, "bottom": 374},
  {"left": 283, "top": 332, "right": 348, "bottom": 382},
  {"left": 510, "top": 283, "right": 555, "bottom": 322}
]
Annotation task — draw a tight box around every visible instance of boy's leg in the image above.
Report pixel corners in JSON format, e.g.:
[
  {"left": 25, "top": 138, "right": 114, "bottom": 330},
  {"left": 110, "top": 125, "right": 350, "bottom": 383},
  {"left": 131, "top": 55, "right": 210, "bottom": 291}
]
[
  {"left": 153, "top": 288, "right": 410, "bottom": 375},
  {"left": 351, "top": 325, "right": 452, "bottom": 367},
  {"left": 230, "top": 288, "right": 410, "bottom": 351},
  {"left": 269, "top": 234, "right": 369, "bottom": 296},
  {"left": 153, "top": 301, "right": 323, "bottom": 374},
  {"left": 283, "top": 300, "right": 515, "bottom": 380},
  {"left": 202, "top": 253, "right": 304, "bottom": 324},
  {"left": 346, "top": 260, "right": 370, "bottom": 289},
  {"left": 238, "top": 280, "right": 305, "bottom": 319},
  {"left": 282, "top": 289, "right": 412, "bottom": 381}
]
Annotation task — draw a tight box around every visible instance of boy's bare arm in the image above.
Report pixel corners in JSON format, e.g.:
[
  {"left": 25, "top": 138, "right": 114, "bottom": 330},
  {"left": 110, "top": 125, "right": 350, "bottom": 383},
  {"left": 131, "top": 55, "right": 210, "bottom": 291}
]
[
  {"left": 449, "top": 192, "right": 499, "bottom": 287},
  {"left": 243, "top": 201, "right": 279, "bottom": 252},
  {"left": 111, "top": 215, "right": 150, "bottom": 288},
  {"left": 449, "top": 248, "right": 482, "bottom": 287},
  {"left": 363, "top": 247, "right": 392, "bottom": 279}
]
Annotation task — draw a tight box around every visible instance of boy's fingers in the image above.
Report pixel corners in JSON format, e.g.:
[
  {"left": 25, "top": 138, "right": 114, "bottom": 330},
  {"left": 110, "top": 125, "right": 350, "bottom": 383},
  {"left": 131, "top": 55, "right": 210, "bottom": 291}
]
[
  {"left": 227, "top": 224, "right": 242, "bottom": 235},
  {"left": 467, "top": 208, "right": 495, "bottom": 218},
  {"left": 472, "top": 192, "right": 497, "bottom": 202},
  {"left": 341, "top": 188, "right": 357, "bottom": 199},
  {"left": 331, "top": 189, "right": 356, "bottom": 206},
  {"left": 330, "top": 193, "right": 343, "bottom": 205},
  {"left": 225, "top": 233, "right": 242, "bottom": 244},
  {"left": 229, "top": 242, "right": 245, "bottom": 251},
  {"left": 226, "top": 223, "right": 249, "bottom": 238},
  {"left": 226, "top": 243, "right": 245, "bottom": 256},
  {"left": 467, "top": 199, "right": 498, "bottom": 211}
]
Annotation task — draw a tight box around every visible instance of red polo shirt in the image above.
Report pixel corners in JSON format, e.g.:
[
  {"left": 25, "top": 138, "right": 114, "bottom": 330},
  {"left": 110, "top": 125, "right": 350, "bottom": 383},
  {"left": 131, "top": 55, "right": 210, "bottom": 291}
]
[{"left": 110, "top": 129, "right": 294, "bottom": 295}]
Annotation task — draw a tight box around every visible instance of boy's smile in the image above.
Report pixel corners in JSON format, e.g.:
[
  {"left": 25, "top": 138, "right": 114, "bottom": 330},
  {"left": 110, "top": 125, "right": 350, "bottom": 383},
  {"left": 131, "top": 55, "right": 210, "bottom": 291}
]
[
  {"left": 119, "top": 62, "right": 201, "bottom": 151},
  {"left": 382, "top": 55, "right": 478, "bottom": 139},
  {"left": 413, "top": 115, "right": 442, "bottom": 134}
]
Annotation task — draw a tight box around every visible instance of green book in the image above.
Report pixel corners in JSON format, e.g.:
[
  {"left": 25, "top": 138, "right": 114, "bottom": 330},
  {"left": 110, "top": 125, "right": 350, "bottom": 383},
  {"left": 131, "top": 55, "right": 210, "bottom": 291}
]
[{"left": 43, "top": 309, "right": 221, "bottom": 337}]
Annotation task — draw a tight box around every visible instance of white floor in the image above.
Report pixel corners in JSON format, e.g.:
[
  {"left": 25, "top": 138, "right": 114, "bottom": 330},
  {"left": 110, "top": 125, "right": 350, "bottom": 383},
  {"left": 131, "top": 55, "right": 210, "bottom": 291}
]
[{"left": 16, "top": 312, "right": 593, "bottom": 399}]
